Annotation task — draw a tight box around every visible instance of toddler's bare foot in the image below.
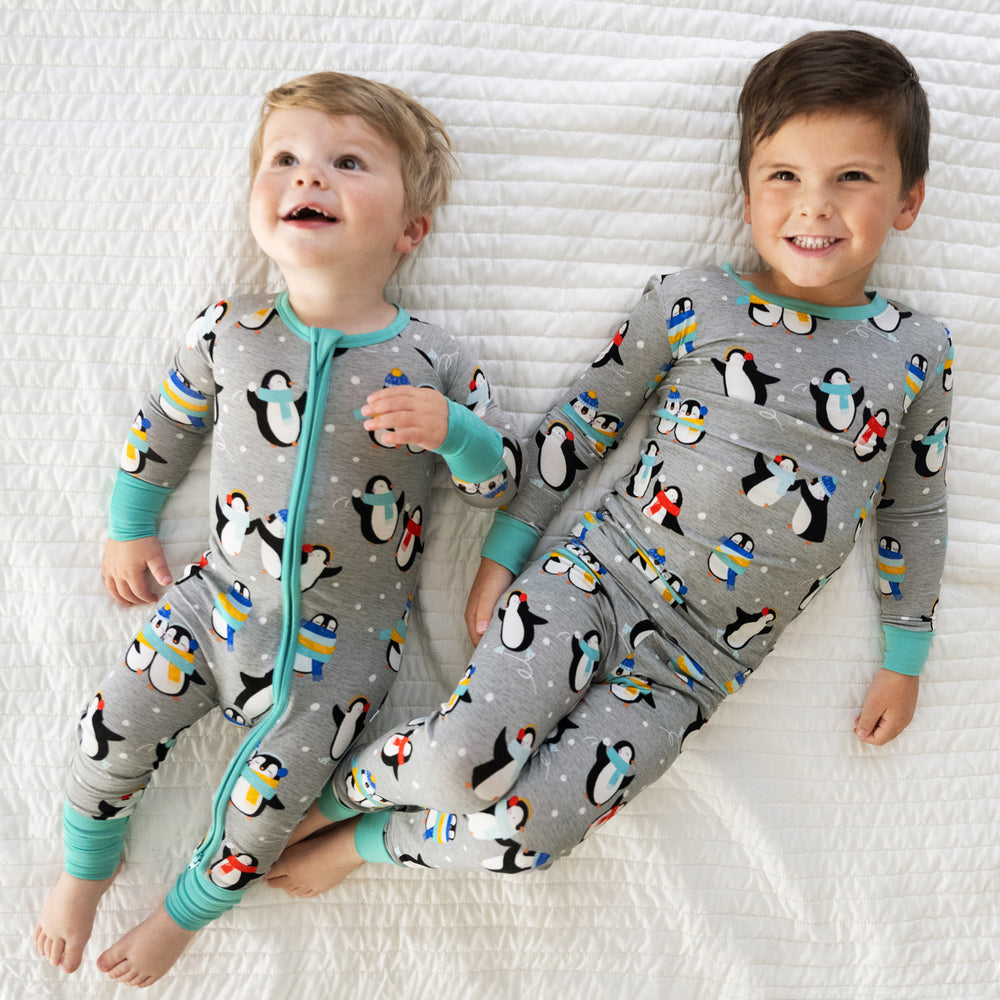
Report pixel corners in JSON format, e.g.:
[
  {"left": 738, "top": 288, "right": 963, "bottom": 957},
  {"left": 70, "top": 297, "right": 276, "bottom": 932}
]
[
  {"left": 285, "top": 799, "right": 337, "bottom": 849},
  {"left": 265, "top": 815, "right": 363, "bottom": 897},
  {"left": 33, "top": 867, "right": 119, "bottom": 974},
  {"left": 96, "top": 902, "right": 196, "bottom": 988}
]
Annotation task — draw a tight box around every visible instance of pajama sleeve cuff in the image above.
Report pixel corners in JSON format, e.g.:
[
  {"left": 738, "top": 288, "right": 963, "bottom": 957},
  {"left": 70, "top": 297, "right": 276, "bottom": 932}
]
[
  {"left": 108, "top": 469, "right": 172, "bottom": 540},
  {"left": 881, "top": 624, "right": 933, "bottom": 677},
  {"left": 436, "top": 398, "right": 505, "bottom": 483},
  {"left": 481, "top": 509, "right": 540, "bottom": 576}
]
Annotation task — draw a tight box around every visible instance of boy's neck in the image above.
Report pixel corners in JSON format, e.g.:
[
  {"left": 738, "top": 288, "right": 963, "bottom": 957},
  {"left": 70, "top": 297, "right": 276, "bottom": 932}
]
[{"left": 284, "top": 276, "right": 399, "bottom": 335}]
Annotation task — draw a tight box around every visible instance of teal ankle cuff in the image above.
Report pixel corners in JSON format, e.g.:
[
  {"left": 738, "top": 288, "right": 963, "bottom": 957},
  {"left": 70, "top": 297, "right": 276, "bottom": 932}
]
[
  {"left": 316, "top": 781, "right": 361, "bottom": 823},
  {"left": 354, "top": 811, "right": 394, "bottom": 864},
  {"left": 165, "top": 867, "right": 246, "bottom": 931},
  {"left": 62, "top": 803, "right": 128, "bottom": 880}
]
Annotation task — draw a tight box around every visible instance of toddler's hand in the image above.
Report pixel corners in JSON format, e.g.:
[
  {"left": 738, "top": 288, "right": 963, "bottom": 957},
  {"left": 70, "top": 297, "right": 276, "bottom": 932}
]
[
  {"left": 464, "top": 557, "right": 514, "bottom": 645},
  {"left": 854, "top": 668, "right": 919, "bottom": 746},
  {"left": 102, "top": 537, "right": 173, "bottom": 606},
  {"left": 361, "top": 386, "right": 449, "bottom": 451}
]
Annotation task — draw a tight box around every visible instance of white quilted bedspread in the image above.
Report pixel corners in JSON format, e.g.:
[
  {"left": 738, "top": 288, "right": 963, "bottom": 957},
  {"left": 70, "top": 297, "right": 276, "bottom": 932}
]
[{"left": 3, "top": 2, "right": 998, "bottom": 998}]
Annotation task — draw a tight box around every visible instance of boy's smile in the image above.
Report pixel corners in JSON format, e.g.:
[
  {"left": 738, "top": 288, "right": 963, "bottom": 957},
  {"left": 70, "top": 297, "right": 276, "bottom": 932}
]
[{"left": 742, "top": 111, "right": 924, "bottom": 307}]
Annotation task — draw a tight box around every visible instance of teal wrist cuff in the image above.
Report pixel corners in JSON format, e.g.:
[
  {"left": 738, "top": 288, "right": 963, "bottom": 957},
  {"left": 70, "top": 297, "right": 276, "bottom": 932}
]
[
  {"left": 354, "top": 811, "right": 394, "bottom": 864},
  {"left": 437, "top": 399, "right": 505, "bottom": 483},
  {"left": 109, "top": 470, "right": 172, "bottom": 540},
  {"left": 881, "top": 624, "right": 932, "bottom": 677},
  {"left": 481, "top": 510, "right": 539, "bottom": 575},
  {"left": 62, "top": 803, "right": 129, "bottom": 880}
]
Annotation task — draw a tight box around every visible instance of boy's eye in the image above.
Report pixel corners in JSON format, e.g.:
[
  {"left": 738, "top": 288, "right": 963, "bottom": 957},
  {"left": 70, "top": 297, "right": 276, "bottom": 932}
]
[
  {"left": 769, "top": 170, "right": 796, "bottom": 182},
  {"left": 336, "top": 156, "right": 363, "bottom": 171},
  {"left": 841, "top": 170, "right": 870, "bottom": 182},
  {"left": 275, "top": 152, "right": 298, "bottom": 167}
]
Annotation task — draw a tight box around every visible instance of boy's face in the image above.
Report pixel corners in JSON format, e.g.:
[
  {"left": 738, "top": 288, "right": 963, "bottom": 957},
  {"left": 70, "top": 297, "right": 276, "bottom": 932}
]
[
  {"left": 742, "top": 111, "right": 924, "bottom": 307},
  {"left": 249, "top": 108, "right": 428, "bottom": 285}
]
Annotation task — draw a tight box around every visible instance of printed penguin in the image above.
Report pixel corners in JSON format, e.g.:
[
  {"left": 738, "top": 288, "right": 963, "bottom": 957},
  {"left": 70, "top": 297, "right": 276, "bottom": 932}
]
[
  {"left": 656, "top": 386, "right": 682, "bottom": 436},
  {"left": 423, "top": 810, "right": 458, "bottom": 844},
  {"left": 568, "top": 629, "right": 601, "bottom": 692},
  {"left": 299, "top": 543, "right": 342, "bottom": 592},
  {"left": 395, "top": 505, "right": 424, "bottom": 571},
  {"left": 185, "top": 299, "right": 227, "bottom": 352},
  {"left": 741, "top": 453, "right": 799, "bottom": 507},
  {"left": 583, "top": 796, "right": 628, "bottom": 840},
  {"left": 211, "top": 581, "right": 252, "bottom": 651},
  {"left": 868, "top": 301, "right": 911, "bottom": 333},
  {"left": 668, "top": 297, "right": 698, "bottom": 355},
  {"left": 641, "top": 482, "right": 684, "bottom": 534},
  {"left": 208, "top": 846, "right": 261, "bottom": 890},
  {"left": 470, "top": 726, "right": 536, "bottom": 802},
  {"left": 230, "top": 752, "right": 287, "bottom": 817},
  {"left": 465, "top": 366, "right": 491, "bottom": 416},
  {"left": 911, "top": 417, "right": 949, "bottom": 477},
  {"left": 124, "top": 606, "right": 205, "bottom": 697},
  {"left": 902, "top": 354, "right": 928, "bottom": 413},
  {"left": 369, "top": 369, "right": 411, "bottom": 448},
  {"left": 707, "top": 532, "right": 755, "bottom": 589},
  {"left": 224, "top": 669, "right": 274, "bottom": 727},
  {"left": 380, "top": 728, "right": 415, "bottom": 778},
  {"left": 712, "top": 347, "right": 779, "bottom": 404},
  {"left": 585, "top": 740, "right": 635, "bottom": 807},
  {"left": 745, "top": 297, "right": 817, "bottom": 336},
  {"left": 606, "top": 664, "right": 656, "bottom": 708},
  {"left": 441, "top": 665, "right": 475, "bottom": 716},
  {"left": 78, "top": 692, "right": 125, "bottom": 760},
  {"left": 160, "top": 368, "right": 210, "bottom": 428},
  {"left": 852, "top": 405, "right": 889, "bottom": 462},
  {"left": 625, "top": 442, "right": 662, "bottom": 499},
  {"left": 789, "top": 475, "right": 838, "bottom": 544},
  {"left": 540, "top": 543, "right": 602, "bottom": 593},
  {"left": 535, "top": 421, "right": 587, "bottom": 492},
  {"left": 481, "top": 840, "right": 550, "bottom": 874},
  {"left": 810, "top": 369, "right": 864, "bottom": 433},
  {"left": 215, "top": 491, "right": 253, "bottom": 556},
  {"left": 294, "top": 613, "right": 338, "bottom": 679},
  {"left": 247, "top": 370, "right": 305, "bottom": 446},
  {"left": 254, "top": 508, "right": 287, "bottom": 577},
  {"left": 176, "top": 550, "right": 210, "bottom": 586},
  {"left": 468, "top": 795, "right": 531, "bottom": 842},
  {"left": 353, "top": 475, "right": 403, "bottom": 544},
  {"left": 498, "top": 591, "right": 548, "bottom": 653},
  {"left": 877, "top": 537, "right": 905, "bottom": 599},
  {"left": 330, "top": 696, "right": 370, "bottom": 760},
  {"left": 673, "top": 399, "right": 708, "bottom": 446},
  {"left": 593, "top": 319, "right": 627, "bottom": 368},
  {"left": 120, "top": 410, "right": 168, "bottom": 475},
  {"left": 722, "top": 607, "right": 777, "bottom": 651}
]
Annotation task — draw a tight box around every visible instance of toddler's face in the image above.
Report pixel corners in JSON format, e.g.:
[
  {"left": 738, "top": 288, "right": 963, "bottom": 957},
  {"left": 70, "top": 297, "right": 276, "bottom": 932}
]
[
  {"left": 742, "top": 110, "right": 924, "bottom": 307},
  {"left": 249, "top": 108, "right": 421, "bottom": 283}
]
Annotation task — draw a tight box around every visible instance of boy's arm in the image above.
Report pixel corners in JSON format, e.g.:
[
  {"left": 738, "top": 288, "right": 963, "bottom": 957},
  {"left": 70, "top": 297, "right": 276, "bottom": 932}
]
[{"left": 102, "top": 536, "right": 173, "bottom": 606}]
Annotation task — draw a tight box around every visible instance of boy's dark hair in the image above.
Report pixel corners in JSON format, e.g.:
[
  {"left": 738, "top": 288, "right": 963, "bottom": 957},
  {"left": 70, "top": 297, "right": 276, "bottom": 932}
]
[{"left": 737, "top": 30, "right": 930, "bottom": 193}]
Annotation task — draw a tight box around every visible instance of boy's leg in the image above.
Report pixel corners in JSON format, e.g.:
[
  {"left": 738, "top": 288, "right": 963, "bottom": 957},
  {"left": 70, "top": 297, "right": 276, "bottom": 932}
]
[
  {"left": 35, "top": 610, "right": 218, "bottom": 975},
  {"left": 323, "top": 556, "right": 620, "bottom": 820}
]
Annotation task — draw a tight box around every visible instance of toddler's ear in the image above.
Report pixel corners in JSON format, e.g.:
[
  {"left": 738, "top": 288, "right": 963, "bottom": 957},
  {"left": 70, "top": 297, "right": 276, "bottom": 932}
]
[
  {"left": 893, "top": 178, "right": 925, "bottom": 232},
  {"left": 397, "top": 215, "right": 432, "bottom": 254}
]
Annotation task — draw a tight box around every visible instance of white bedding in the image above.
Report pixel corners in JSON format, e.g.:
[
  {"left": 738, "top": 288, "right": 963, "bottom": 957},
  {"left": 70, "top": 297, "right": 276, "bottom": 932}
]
[{"left": 3, "top": 2, "right": 999, "bottom": 998}]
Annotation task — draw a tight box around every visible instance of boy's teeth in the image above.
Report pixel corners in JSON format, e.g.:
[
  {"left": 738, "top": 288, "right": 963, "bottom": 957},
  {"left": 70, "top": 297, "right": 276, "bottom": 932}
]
[{"left": 793, "top": 236, "right": 837, "bottom": 249}]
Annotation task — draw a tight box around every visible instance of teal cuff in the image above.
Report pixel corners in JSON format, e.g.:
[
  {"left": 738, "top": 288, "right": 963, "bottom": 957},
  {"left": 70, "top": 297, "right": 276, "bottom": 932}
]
[
  {"left": 108, "top": 469, "right": 172, "bottom": 540},
  {"left": 481, "top": 510, "right": 540, "bottom": 576},
  {"left": 165, "top": 866, "right": 246, "bottom": 931},
  {"left": 355, "top": 811, "right": 394, "bottom": 864},
  {"left": 62, "top": 803, "right": 129, "bottom": 880},
  {"left": 316, "top": 781, "right": 361, "bottom": 823},
  {"left": 881, "top": 624, "right": 933, "bottom": 677},
  {"left": 437, "top": 398, "right": 505, "bottom": 484}
]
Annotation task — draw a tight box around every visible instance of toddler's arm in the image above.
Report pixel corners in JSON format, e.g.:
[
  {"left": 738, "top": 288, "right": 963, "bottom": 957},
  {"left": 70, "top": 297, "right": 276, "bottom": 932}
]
[
  {"left": 854, "top": 669, "right": 919, "bottom": 745},
  {"left": 101, "top": 536, "right": 173, "bottom": 606}
]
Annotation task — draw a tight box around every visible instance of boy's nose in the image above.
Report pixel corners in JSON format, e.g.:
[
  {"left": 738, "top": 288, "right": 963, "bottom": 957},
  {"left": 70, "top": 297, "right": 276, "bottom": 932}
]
[
  {"left": 294, "top": 165, "right": 327, "bottom": 188},
  {"left": 798, "top": 185, "right": 833, "bottom": 218}
]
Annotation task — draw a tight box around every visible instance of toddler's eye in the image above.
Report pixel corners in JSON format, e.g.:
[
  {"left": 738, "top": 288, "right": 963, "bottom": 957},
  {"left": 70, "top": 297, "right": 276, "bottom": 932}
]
[
  {"left": 336, "top": 156, "right": 363, "bottom": 171},
  {"left": 275, "top": 152, "right": 298, "bottom": 167}
]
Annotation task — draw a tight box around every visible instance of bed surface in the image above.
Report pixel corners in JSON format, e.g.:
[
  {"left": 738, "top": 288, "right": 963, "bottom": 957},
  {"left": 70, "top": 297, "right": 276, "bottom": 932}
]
[{"left": 3, "top": 2, "right": 999, "bottom": 998}]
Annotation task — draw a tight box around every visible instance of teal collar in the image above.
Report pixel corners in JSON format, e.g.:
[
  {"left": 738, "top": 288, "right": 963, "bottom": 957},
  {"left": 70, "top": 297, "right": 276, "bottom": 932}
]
[
  {"left": 720, "top": 263, "right": 888, "bottom": 321},
  {"left": 275, "top": 291, "right": 410, "bottom": 346}
]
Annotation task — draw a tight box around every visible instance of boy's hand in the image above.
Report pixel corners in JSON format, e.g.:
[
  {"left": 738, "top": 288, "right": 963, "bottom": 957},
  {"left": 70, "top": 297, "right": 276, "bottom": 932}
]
[
  {"left": 464, "top": 557, "right": 514, "bottom": 645},
  {"left": 854, "top": 669, "right": 920, "bottom": 746},
  {"left": 102, "top": 537, "right": 173, "bottom": 606},
  {"left": 361, "top": 386, "right": 449, "bottom": 451}
]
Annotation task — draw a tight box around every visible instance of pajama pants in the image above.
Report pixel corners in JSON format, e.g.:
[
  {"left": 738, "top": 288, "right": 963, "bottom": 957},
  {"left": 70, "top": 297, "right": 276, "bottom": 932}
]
[{"left": 325, "top": 543, "right": 725, "bottom": 873}]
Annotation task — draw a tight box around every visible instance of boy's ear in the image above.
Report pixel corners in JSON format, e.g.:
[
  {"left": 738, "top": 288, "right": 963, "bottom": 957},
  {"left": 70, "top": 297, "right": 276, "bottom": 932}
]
[
  {"left": 742, "top": 189, "right": 752, "bottom": 225},
  {"left": 893, "top": 178, "right": 925, "bottom": 232},
  {"left": 396, "top": 214, "right": 432, "bottom": 254}
]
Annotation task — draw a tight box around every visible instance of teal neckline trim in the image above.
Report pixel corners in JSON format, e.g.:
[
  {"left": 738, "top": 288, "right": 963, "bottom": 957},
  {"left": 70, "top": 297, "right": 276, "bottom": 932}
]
[
  {"left": 720, "top": 263, "right": 888, "bottom": 321},
  {"left": 275, "top": 291, "right": 409, "bottom": 346}
]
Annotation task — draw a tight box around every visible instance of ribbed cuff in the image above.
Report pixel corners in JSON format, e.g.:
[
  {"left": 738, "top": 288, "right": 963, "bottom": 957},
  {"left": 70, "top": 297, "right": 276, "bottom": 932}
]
[
  {"left": 880, "top": 624, "right": 933, "bottom": 676},
  {"left": 62, "top": 803, "right": 128, "bottom": 880},
  {"left": 108, "top": 469, "right": 172, "bottom": 540},
  {"left": 355, "top": 811, "right": 394, "bottom": 864},
  {"left": 481, "top": 510, "right": 540, "bottom": 576},
  {"left": 436, "top": 398, "right": 505, "bottom": 483}
]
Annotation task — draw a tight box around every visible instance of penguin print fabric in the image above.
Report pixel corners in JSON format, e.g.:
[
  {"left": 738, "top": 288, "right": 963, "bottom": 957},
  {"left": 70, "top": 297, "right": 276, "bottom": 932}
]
[
  {"left": 322, "top": 266, "right": 950, "bottom": 875},
  {"left": 66, "top": 292, "right": 518, "bottom": 924}
]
